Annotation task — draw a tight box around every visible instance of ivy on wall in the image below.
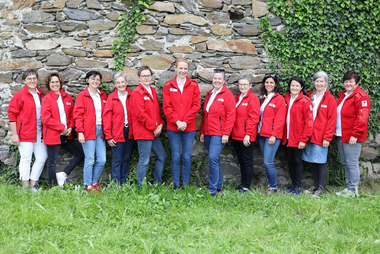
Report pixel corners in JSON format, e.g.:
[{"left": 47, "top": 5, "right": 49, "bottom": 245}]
[
  {"left": 112, "top": 0, "right": 152, "bottom": 72},
  {"left": 259, "top": 0, "right": 380, "bottom": 135}
]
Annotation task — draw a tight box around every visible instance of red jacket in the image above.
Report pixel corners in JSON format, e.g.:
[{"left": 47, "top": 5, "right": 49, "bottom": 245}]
[
  {"left": 103, "top": 89, "right": 133, "bottom": 142},
  {"left": 163, "top": 76, "right": 201, "bottom": 132},
  {"left": 201, "top": 85, "right": 236, "bottom": 136},
  {"left": 232, "top": 90, "right": 260, "bottom": 142},
  {"left": 259, "top": 93, "right": 286, "bottom": 139},
  {"left": 73, "top": 87, "right": 107, "bottom": 140},
  {"left": 41, "top": 90, "right": 75, "bottom": 145},
  {"left": 131, "top": 83, "right": 165, "bottom": 140},
  {"left": 306, "top": 90, "right": 337, "bottom": 145},
  {"left": 281, "top": 92, "right": 314, "bottom": 147},
  {"left": 336, "top": 86, "right": 371, "bottom": 143},
  {"left": 8, "top": 85, "right": 45, "bottom": 142}
]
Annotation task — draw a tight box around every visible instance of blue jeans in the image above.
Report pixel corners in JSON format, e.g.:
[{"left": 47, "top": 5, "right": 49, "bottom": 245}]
[
  {"left": 111, "top": 126, "right": 134, "bottom": 185},
  {"left": 81, "top": 125, "right": 106, "bottom": 186},
  {"left": 167, "top": 130, "right": 196, "bottom": 187},
  {"left": 258, "top": 135, "right": 281, "bottom": 189},
  {"left": 336, "top": 137, "right": 362, "bottom": 192},
  {"left": 205, "top": 135, "right": 225, "bottom": 194},
  {"left": 136, "top": 138, "right": 167, "bottom": 186}
]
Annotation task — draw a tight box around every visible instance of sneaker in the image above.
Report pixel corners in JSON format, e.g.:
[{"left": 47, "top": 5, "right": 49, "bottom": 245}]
[
  {"left": 285, "top": 184, "right": 295, "bottom": 194},
  {"left": 239, "top": 187, "right": 249, "bottom": 193},
  {"left": 312, "top": 189, "right": 323, "bottom": 198},
  {"left": 304, "top": 186, "right": 317, "bottom": 194},
  {"left": 30, "top": 184, "right": 38, "bottom": 193},
  {"left": 293, "top": 187, "right": 301, "bottom": 196},
  {"left": 217, "top": 189, "right": 222, "bottom": 192},
  {"left": 235, "top": 184, "right": 243, "bottom": 191},
  {"left": 56, "top": 172, "right": 67, "bottom": 187},
  {"left": 93, "top": 182, "right": 102, "bottom": 191},
  {"left": 336, "top": 188, "right": 354, "bottom": 197},
  {"left": 265, "top": 188, "right": 278, "bottom": 196},
  {"left": 86, "top": 186, "right": 100, "bottom": 194},
  {"left": 336, "top": 188, "right": 349, "bottom": 196}
]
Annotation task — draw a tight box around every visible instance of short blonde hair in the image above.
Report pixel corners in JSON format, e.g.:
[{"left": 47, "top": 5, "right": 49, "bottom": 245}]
[{"left": 175, "top": 58, "right": 190, "bottom": 68}]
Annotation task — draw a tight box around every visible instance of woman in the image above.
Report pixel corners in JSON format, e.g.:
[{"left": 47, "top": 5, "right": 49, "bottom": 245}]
[
  {"left": 103, "top": 72, "right": 134, "bottom": 186},
  {"left": 8, "top": 69, "right": 47, "bottom": 192},
  {"left": 231, "top": 75, "right": 260, "bottom": 193},
  {"left": 303, "top": 71, "right": 337, "bottom": 197},
  {"left": 282, "top": 76, "right": 313, "bottom": 196},
  {"left": 41, "top": 73, "right": 84, "bottom": 188},
  {"left": 131, "top": 65, "right": 167, "bottom": 187},
  {"left": 257, "top": 74, "right": 286, "bottom": 195},
  {"left": 163, "top": 58, "right": 201, "bottom": 190},
  {"left": 335, "top": 71, "right": 371, "bottom": 197},
  {"left": 200, "top": 69, "right": 236, "bottom": 195},
  {"left": 73, "top": 71, "right": 107, "bottom": 193}
]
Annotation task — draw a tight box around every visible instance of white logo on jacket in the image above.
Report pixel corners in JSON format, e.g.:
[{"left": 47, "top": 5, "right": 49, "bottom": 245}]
[
  {"left": 143, "top": 96, "right": 150, "bottom": 100},
  {"left": 269, "top": 103, "right": 276, "bottom": 108},
  {"left": 241, "top": 103, "right": 248, "bottom": 106},
  {"left": 103, "top": 100, "right": 107, "bottom": 103},
  {"left": 321, "top": 104, "right": 327, "bottom": 108},
  {"left": 66, "top": 102, "right": 71, "bottom": 105},
  {"left": 217, "top": 98, "right": 224, "bottom": 102},
  {"left": 362, "top": 100, "right": 368, "bottom": 107},
  {"left": 170, "top": 88, "right": 178, "bottom": 92}
]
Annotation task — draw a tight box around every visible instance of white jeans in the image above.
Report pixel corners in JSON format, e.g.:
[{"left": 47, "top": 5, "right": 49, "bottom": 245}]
[{"left": 18, "top": 132, "right": 48, "bottom": 181}]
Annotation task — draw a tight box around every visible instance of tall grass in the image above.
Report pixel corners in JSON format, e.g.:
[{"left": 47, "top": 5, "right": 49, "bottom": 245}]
[{"left": 0, "top": 183, "right": 379, "bottom": 253}]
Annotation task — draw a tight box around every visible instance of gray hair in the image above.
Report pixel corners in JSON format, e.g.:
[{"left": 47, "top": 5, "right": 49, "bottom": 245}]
[
  {"left": 313, "top": 71, "right": 329, "bottom": 89},
  {"left": 213, "top": 68, "right": 226, "bottom": 80},
  {"left": 113, "top": 72, "right": 128, "bottom": 83},
  {"left": 237, "top": 75, "right": 252, "bottom": 84}
]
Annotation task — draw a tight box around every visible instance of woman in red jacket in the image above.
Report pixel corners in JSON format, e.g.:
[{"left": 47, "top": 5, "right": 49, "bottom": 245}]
[
  {"left": 335, "top": 71, "right": 371, "bottom": 197},
  {"left": 282, "top": 76, "right": 313, "bottom": 196},
  {"left": 103, "top": 72, "right": 134, "bottom": 186},
  {"left": 131, "top": 66, "right": 167, "bottom": 187},
  {"left": 231, "top": 75, "right": 260, "bottom": 193},
  {"left": 41, "top": 73, "right": 84, "bottom": 188},
  {"left": 8, "top": 69, "right": 47, "bottom": 192},
  {"left": 302, "top": 71, "right": 337, "bottom": 197},
  {"left": 257, "top": 74, "right": 286, "bottom": 195},
  {"left": 200, "top": 69, "right": 236, "bottom": 195},
  {"left": 73, "top": 71, "right": 107, "bottom": 193},
  {"left": 163, "top": 58, "right": 200, "bottom": 190}
]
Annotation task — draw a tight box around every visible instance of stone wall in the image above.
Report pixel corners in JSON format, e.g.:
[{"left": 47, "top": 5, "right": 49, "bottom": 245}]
[{"left": 0, "top": 0, "right": 379, "bottom": 186}]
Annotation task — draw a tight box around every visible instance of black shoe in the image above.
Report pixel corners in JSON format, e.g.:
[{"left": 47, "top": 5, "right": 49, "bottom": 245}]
[
  {"left": 239, "top": 187, "right": 249, "bottom": 193},
  {"left": 235, "top": 184, "right": 243, "bottom": 191},
  {"left": 217, "top": 189, "right": 222, "bottom": 192}
]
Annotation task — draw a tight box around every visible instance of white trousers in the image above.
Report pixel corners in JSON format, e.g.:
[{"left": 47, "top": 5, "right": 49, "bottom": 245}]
[{"left": 18, "top": 132, "right": 48, "bottom": 181}]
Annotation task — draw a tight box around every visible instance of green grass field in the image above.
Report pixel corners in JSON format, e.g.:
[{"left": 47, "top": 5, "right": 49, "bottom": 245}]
[{"left": 1, "top": 183, "right": 379, "bottom": 253}]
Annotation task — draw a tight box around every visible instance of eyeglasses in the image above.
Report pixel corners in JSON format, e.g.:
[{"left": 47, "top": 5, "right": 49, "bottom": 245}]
[
  {"left": 26, "top": 77, "right": 38, "bottom": 81},
  {"left": 90, "top": 77, "right": 102, "bottom": 82},
  {"left": 140, "top": 75, "right": 151, "bottom": 79},
  {"left": 265, "top": 74, "right": 276, "bottom": 78},
  {"left": 239, "top": 83, "right": 250, "bottom": 87}
]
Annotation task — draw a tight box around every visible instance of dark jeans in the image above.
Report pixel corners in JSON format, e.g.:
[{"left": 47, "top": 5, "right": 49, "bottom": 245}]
[
  {"left": 286, "top": 146, "right": 304, "bottom": 188},
  {"left": 46, "top": 136, "right": 84, "bottom": 187},
  {"left": 111, "top": 126, "right": 134, "bottom": 184},
  {"left": 233, "top": 140, "right": 254, "bottom": 189},
  {"left": 312, "top": 163, "right": 327, "bottom": 190}
]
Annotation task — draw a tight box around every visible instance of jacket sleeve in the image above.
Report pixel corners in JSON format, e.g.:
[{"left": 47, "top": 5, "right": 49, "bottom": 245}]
[
  {"left": 8, "top": 92, "right": 21, "bottom": 122},
  {"left": 300, "top": 99, "right": 314, "bottom": 143},
  {"left": 223, "top": 92, "right": 236, "bottom": 136},
  {"left": 323, "top": 96, "right": 337, "bottom": 142},
  {"left": 162, "top": 83, "right": 180, "bottom": 124},
  {"left": 131, "top": 91, "right": 157, "bottom": 132},
  {"left": 352, "top": 94, "right": 371, "bottom": 139},
  {"left": 102, "top": 97, "right": 114, "bottom": 140},
  {"left": 272, "top": 96, "right": 286, "bottom": 139},
  {"left": 183, "top": 82, "right": 201, "bottom": 124},
  {"left": 41, "top": 97, "right": 65, "bottom": 132},
  {"left": 245, "top": 95, "right": 260, "bottom": 136},
  {"left": 73, "top": 93, "right": 85, "bottom": 133}
]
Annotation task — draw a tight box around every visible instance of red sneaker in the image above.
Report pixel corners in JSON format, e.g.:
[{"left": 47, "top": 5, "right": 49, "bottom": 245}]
[
  {"left": 94, "top": 182, "right": 102, "bottom": 191},
  {"left": 86, "top": 185, "right": 100, "bottom": 194}
]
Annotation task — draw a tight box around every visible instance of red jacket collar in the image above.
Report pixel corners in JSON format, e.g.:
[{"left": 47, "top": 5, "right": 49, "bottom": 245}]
[
  {"left": 23, "top": 84, "right": 44, "bottom": 95},
  {"left": 285, "top": 91, "right": 306, "bottom": 102},
  {"left": 83, "top": 87, "right": 105, "bottom": 97},
  {"left": 167, "top": 76, "right": 192, "bottom": 89},
  {"left": 48, "top": 89, "right": 68, "bottom": 100},
  {"left": 207, "top": 85, "right": 227, "bottom": 95},
  {"left": 237, "top": 89, "right": 252, "bottom": 99},
  {"left": 111, "top": 88, "right": 132, "bottom": 100}
]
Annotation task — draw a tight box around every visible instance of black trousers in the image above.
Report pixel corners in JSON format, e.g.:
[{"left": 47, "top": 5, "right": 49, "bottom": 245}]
[
  {"left": 233, "top": 140, "right": 254, "bottom": 189},
  {"left": 312, "top": 163, "right": 327, "bottom": 189},
  {"left": 286, "top": 146, "right": 304, "bottom": 188},
  {"left": 47, "top": 136, "right": 84, "bottom": 187}
]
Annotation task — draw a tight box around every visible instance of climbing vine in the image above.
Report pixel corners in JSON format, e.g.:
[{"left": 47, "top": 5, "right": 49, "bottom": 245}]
[{"left": 112, "top": 0, "right": 152, "bottom": 72}]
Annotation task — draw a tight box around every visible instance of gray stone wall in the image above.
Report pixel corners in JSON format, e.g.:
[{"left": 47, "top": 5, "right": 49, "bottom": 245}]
[{"left": 0, "top": 0, "right": 379, "bottom": 185}]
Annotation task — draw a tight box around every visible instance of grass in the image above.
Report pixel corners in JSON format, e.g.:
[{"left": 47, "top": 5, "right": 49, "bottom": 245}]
[{"left": 0, "top": 183, "right": 380, "bottom": 253}]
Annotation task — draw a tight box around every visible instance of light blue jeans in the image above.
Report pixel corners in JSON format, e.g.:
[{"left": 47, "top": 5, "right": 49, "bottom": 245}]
[
  {"left": 81, "top": 125, "right": 106, "bottom": 186},
  {"left": 258, "top": 135, "right": 281, "bottom": 189},
  {"left": 204, "top": 135, "right": 225, "bottom": 194}
]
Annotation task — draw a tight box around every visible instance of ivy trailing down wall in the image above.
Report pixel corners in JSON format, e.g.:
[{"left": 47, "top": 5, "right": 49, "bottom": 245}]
[{"left": 259, "top": 0, "right": 380, "bottom": 135}]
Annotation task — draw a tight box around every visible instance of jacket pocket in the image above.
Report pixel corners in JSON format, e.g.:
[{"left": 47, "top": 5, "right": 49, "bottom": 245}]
[
  {"left": 244, "top": 121, "right": 246, "bottom": 132},
  {"left": 18, "top": 121, "right": 23, "bottom": 138},
  {"left": 219, "top": 116, "right": 222, "bottom": 133},
  {"left": 45, "top": 127, "right": 49, "bottom": 138}
]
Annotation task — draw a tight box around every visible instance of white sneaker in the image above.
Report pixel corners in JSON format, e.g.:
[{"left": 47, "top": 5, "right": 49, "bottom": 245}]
[
  {"left": 336, "top": 188, "right": 354, "bottom": 197},
  {"left": 56, "top": 172, "right": 67, "bottom": 187}
]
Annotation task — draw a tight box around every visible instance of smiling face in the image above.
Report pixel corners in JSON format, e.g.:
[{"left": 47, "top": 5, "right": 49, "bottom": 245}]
[
  {"left": 86, "top": 75, "right": 101, "bottom": 91},
  {"left": 238, "top": 79, "right": 252, "bottom": 95},
  {"left": 290, "top": 80, "right": 302, "bottom": 96},
  {"left": 49, "top": 76, "right": 61, "bottom": 94},
  {"left": 115, "top": 76, "right": 128, "bottom": 93},
  {"left": 138, "top": 69, "right": 152, "bottom": 87},
  {"left": 344, "top": 78, "right": 358, "bottom": 93},
  {"left": 265, "top": 77, "right": 276, "bottom": 94},
  {"left": 23, "top": 74, "right": 38, "bottom": 92},
  {"left": 212, "top": 73, "right": 225, "bottom": 91},
  {"left": 314, "top": 77, "right": 326, "bottom": 92},
  {"left": 175, "top": 62, "right": 189, "bottom": 79}
]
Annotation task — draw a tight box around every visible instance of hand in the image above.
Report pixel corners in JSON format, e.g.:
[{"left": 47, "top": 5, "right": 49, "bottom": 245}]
[
  {"left": 12, "top": 135, "right": 20, "bottom": 146},
  {"left": 181, "top": 122, "right": 187, "bottom": 131},
  {"left": 222, "top": 135, "right": 229, "bottom": 144},
  {"left": 107, "top": 139, "right": 116, "bottom": 147},
  {"left": 153, "top": 124, "right": 163, "bottom": 137},
  {"left": 322, "top": 139, "right": 330, "bottom": 147},
  {"left": 349, "top": 136, "right": 357, "bottom": 146},
  {"left": 78, "top": 133, "right": 85, "bottom": 144},
  {"left": 66, "top": 127, "right": 72, "bottom": 136},
  {"left": 200, "top": 134, "right": 205, "bottom": 143},
  {"left": 243, "top": 135, "right": 251, "bottom": 147},
  {"left": 298, "top": 142, "right": 306, "bottom": 149},
  {"left": 268, "top": 135, "right": 276, "bottom": 146},
  {"left": 62, "top": 128, "right": 69, "bottom": 136}
]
